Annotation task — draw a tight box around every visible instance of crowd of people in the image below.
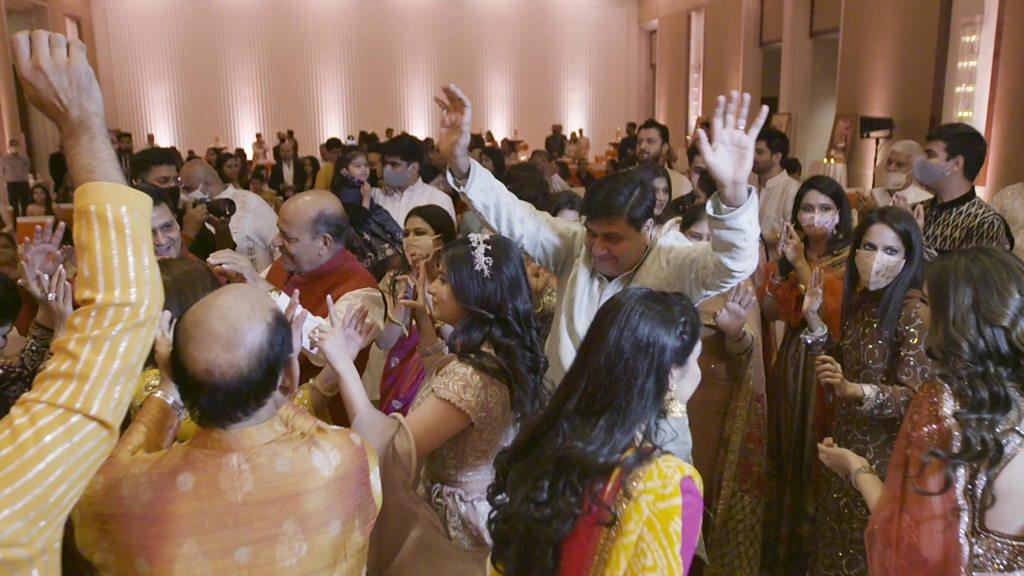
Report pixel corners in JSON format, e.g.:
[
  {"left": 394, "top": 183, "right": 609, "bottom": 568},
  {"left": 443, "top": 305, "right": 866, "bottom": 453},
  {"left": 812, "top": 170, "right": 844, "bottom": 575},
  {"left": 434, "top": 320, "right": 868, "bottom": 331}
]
[{"left": 1, "top": 29, "right": 1023, "bottom": 576}]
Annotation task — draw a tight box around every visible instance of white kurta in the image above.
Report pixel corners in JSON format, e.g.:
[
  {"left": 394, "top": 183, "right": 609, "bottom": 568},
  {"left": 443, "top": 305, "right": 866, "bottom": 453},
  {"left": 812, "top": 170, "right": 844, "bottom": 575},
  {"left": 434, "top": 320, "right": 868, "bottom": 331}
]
[
  {"left": 868, "top": 183, "right": 933, "bottom": 207},
  {"left": 372, "top": 178, "right": 456, "bottom": 227},
  {"left": 217, "top": 185, "right": 280, "bottom": 271},
  {"left": 450, "top": 159, "right": 760, "bottom": 383},
  {"left": 757, "top": 170, "right": 801, "bottom": 241}
]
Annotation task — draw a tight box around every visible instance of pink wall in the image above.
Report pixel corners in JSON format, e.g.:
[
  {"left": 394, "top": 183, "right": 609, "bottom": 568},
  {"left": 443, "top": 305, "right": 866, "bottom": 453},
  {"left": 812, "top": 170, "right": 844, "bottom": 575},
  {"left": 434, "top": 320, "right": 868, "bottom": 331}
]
[{"left": 90, "top": 0, "right": 642, "bottom": 157}]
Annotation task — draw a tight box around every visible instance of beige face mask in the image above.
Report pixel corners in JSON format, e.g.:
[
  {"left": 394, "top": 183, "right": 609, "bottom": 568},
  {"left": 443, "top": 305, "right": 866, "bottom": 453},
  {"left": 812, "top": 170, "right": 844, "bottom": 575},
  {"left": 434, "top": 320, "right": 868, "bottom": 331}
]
[
  {"left": 403, "top": 234, "right": 440, "bottom": 262},
  {"left": 855, "top": 249, "right": 905, "bottom": 291}
]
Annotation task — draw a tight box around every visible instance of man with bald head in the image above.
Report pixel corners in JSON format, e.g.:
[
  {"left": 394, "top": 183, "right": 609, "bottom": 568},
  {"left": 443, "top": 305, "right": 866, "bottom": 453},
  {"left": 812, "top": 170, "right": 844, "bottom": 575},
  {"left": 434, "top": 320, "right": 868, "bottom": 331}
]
[
  {"left": 208, "top": 189, "right": 383, "bottom": 381},
  {"left": 73, "top": 285, "right": 382, "bottom": 574},
  {"left": 181, "top": 158, "right": 280, "bottom": 270}
]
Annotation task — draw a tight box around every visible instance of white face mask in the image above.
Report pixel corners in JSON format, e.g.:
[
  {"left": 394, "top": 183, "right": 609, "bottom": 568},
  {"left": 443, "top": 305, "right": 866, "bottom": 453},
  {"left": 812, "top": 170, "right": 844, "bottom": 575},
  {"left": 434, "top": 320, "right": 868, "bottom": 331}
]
[
  {"left": 184, "top": 183, "right": 206, "bottom": 201},
  {"left": 883, "top": 170, "right": 909, "bottom": 191},
  {"left": 855, "top": 249, "right": 905, "bottom": 291}
]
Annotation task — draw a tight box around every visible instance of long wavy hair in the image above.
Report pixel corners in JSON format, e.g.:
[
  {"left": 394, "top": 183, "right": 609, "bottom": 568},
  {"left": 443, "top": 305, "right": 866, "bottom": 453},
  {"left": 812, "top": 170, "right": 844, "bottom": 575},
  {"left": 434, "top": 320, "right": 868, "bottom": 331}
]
[
  {"left": 923, "top": 247, "right": 1024, "bottom": 499},
  {"left": 441, "top": 234, "right": 547, "bottom": 421},
  {"left": 778, "top": 175, "right": 853, "bottom": 277},
  {"left": 487, "top": 287, "right": 702, "bottom": 575},
  {"left": 842, "top": 206, "right": 924, "bottom": 340}
]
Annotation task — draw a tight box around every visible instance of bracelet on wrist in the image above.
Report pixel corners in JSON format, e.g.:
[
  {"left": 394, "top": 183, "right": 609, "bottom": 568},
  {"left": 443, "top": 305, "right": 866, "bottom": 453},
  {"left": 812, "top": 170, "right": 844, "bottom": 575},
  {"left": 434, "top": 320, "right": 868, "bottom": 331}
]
[
  {"left": 848, "top": 464, "right": 878, "bottom": 489},
  {"left": 150, "top": 389, "right": 186, "bottom": 421}
]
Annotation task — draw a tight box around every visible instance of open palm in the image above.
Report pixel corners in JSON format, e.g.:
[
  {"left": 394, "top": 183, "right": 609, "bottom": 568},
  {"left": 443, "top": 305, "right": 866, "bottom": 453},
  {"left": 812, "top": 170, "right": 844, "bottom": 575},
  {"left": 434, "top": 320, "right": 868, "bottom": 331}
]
[
  {"left": 696, "top": 91, "right": 769, "bottom": 206},
  {"left": 434, "top": 84, "right": 473, "bottom": 178}
]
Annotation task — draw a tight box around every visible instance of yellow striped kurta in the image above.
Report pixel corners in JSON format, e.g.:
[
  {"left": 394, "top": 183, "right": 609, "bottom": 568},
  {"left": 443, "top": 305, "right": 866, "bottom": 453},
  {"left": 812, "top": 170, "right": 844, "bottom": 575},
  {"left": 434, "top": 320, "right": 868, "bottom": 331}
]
[{"left": 0, "top": 183, "right": 162, "bottom": 574}]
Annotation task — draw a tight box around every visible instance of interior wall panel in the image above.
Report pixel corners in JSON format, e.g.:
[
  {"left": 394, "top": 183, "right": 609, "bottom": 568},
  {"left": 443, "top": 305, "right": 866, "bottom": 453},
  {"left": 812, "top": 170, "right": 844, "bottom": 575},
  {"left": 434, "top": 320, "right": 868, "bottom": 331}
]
[{"left": 92, "top": 0, "right": 641, "bottom": 159}]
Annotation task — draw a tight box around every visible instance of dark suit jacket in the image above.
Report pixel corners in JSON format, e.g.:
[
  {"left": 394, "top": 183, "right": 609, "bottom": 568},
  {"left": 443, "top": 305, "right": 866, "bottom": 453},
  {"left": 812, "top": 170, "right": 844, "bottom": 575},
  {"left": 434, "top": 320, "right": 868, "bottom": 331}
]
[
  {"left": 545, "top": 134, "right": 567, "bottom": 158},
  {"left": 269, "top": 158, "right": 307, "bottom": 191}
]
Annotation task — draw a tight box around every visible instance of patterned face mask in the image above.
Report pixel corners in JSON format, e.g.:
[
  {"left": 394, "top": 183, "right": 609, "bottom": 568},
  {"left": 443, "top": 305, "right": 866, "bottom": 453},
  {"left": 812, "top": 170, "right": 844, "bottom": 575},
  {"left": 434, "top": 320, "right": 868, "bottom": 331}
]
[
  {"left": 855, "top": 249, "right": 905, "bottom": 291},
  {"left": 798, "top": 212, "right": 839, "bottom": 238}
]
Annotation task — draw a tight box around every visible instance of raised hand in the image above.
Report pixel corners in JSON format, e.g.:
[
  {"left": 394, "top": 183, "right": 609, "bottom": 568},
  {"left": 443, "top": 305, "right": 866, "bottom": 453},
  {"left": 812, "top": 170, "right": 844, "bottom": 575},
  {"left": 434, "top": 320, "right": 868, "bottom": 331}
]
[
  {"left": 526, "top": 260, "right": 552, "bottom": 306},
  {"left": 714, "top": 282, "right": 755, "bottom": 340},
  {"left": 281, "top": 290, "right": 308, "bottom": 387},
  {"left": 10, "top": 30, "right": 103, "bottom": 130},
  {"left": 20, "top": 222, "right": 65, "bottom": 281},
  {"left": 695, "top": 90, "right": 769, "bottom": 208},
  {"left": 42, "top": 264, "right": 73, "bottom": 336},
  {"left": 11, "top": 30, "right": 124, "bottom": 185},
  {"left": 802, "top": 266, "right": 826, "bottom": 333},
  {"left": 398, "top": 260, "right": 431, "bottom": 315},
  {"left": 779, "top": 222, "right": 806, "bottom": 265},
  {"left": 434, "top": 84, "right": 473, "bottom": 180}
]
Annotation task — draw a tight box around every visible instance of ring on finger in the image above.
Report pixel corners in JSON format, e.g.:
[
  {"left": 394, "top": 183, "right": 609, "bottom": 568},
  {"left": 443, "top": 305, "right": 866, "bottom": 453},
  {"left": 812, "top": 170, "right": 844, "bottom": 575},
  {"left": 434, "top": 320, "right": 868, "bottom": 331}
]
[{"left": 47, "top": 292, "right": 56, "bottom": 301}]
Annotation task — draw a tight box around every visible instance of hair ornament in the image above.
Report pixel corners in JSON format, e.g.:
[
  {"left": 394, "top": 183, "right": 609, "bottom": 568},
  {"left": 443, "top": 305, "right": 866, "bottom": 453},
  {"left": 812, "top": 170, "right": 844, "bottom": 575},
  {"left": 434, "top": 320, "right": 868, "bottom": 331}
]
[{"left": 468, "top": 233, "right": 493, "bottom": 278}]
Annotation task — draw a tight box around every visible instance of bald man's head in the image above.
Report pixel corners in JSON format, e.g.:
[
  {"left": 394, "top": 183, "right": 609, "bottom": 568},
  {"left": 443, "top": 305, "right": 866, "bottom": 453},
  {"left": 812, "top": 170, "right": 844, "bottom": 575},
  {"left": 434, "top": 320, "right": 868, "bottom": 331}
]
[
  {"left": 272, "top": 190, "right": 350, "bottom": 274},
  {"left": 180, "top": 159, "right": 224, "bottom": 199},
  {"left": 171, "top": 285, "right": 293, "bottom": 429}
]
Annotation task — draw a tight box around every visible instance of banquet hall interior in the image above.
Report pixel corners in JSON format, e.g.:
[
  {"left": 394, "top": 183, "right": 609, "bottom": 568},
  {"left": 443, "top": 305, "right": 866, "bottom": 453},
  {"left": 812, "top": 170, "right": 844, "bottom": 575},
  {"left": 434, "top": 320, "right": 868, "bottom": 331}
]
[{"left": 0, "top": 0, "right": 1023, "bottom": 575}]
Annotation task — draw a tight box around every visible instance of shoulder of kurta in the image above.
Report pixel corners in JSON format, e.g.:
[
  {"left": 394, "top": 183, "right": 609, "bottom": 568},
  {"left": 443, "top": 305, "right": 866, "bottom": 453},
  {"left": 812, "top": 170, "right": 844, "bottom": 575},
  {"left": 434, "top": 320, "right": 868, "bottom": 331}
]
[{"left": 432, "top": 358, "right": 507, "bottom": 426}]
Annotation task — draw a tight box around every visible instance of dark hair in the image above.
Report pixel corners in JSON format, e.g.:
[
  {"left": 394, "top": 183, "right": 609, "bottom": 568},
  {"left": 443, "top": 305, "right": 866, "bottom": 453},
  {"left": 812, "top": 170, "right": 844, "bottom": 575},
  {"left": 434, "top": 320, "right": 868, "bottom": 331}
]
[
  {"left": 679, "top": 203, "right": 708, "bottom": 234},
  {"left": 479, "top": 146, "right": 506, "bottom": 179},
  {"left": 529, "top": 149, "right": 550, "bottom": 163},
  {"left": 388, "top": 205, "right": 458, "bottom": 302},
  {"left": 488, "top": 288, "right": 702, "bottom": 575},
  {"left": 215, "top": 152, "right": 240, "bottom": 183},
  {"left": 117, "top": 131, "right": 132, "bottom": 141},
  {"left": 581, "top": 169, "right": 656, "bottom": 230},
  {"left": 172, "top": 307, "right": 293, "bottom": 429},
  {"left": 922, "top": 247, "right": 1024, "bottom": 499},
  {"left": 544, "top": 191, "right": 583, "bottom": 218},
  {"left": 381, "top": 133, "right": 425, "bottom": 165},
  {"left": 842, "top": 207, "right": 924, "bottom": 340},
  {"left": 0, "top": 272, "right": 21, "bottom": 327},
  {"left": 757, "top": 126, "right": 790, "bottom": 160},
  {"left": 30, "top": 183, "right": 55, "bottom": 215},
  {"left": 504, "top": 163, "right": 549, "bottom": 209},
  {"left": 638, "top": 118, "right": 670, "bottom": 145},
  {"left": 781, "top": 157, "right": 802, "bottom": 178},
  {"left": 131, "top": 147, "right": 180, "bottom": 181},
  {"left": 469, "top": 133, "right": 486, "bottom": 152},
  {"left": 302, "top": 156, "right": 321, "bottom": 183},
  {"left": 419, "top": 161, "right": 441, "bottom": 185},
  {"left": 686, "top": 143, "right": 701, "bottom": 166},
  {"left": 634, "top": 162, "right": 672, "bottom": 199},
  {"left": 778, "top": 175, "right": 853, "bottom": 277},
  {"left": 337, "top": 146, "right": 367, "bottom": 171},
  {"left": 141, "top": 185, "right": 177, "bottom": 216},
  {"left": 926, "top": 122, "right": 988, "bottom": 181},
  {"left": 441, "top": 235, "right": 547, "bottom": 421},
  {"left": 324, "top": 137, "right": 344, "bottom": 152},
  {"left": 159, "top": 258, "right": 221, "bottom": 321}
]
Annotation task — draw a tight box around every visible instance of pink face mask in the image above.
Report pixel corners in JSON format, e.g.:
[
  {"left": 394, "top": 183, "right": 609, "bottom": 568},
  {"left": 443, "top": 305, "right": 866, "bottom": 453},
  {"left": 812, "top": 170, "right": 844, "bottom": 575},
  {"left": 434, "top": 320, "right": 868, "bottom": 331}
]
[
  {"left": 798, "top": 212, "right": 839, "bottom": 237},
  {"left": 855, "top": 249, "right": 905, "bottom": 291}
]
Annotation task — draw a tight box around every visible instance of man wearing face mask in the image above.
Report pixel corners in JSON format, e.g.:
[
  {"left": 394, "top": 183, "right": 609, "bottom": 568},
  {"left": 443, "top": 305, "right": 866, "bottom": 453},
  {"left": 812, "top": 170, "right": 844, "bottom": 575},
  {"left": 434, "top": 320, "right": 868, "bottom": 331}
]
[
  {"left": 2, "top": 139, "right": 31, "bottom": 217},
  {"left": 131, "top": 146, "right": 182, "bottom": 208},
  {"left": 863, "top": 140, "right": 931, "bottom": 209},
  {"left": 911, "top": 123, "right": 1012, "bottom": 260},
  {"left": 372, "top": 133, "right": 455, "bottom": 225}
]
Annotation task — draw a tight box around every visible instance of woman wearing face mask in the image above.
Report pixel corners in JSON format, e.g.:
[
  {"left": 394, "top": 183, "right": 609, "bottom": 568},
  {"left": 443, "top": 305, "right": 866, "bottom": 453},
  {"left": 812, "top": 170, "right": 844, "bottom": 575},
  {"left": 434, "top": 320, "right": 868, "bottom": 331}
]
[
  {"left": 330, "top": 147, "right": 405, "bottom": 280},
  {"left": 759, "top": 175, "right": 853, "bottom": 575},
  {"left": 487, "top": 287, "right": 705, "bottom": 576},
  {"left": 677, "top": 213, "right": 769, "bottom": 574},
  {"left": 312, "top": 233, "right": 547, "bottom": 576},
  {"left": 801, "top": 207, "right": 931, "bottom": 575},
  {"left": 376, "top": 205, "right": 457, "bottom": 416}
]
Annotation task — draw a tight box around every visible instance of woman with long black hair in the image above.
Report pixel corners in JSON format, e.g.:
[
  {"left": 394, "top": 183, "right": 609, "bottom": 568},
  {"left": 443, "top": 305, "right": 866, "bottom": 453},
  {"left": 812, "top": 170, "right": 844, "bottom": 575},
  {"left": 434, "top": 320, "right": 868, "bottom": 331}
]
[
  {"left": 804, "top": 206, "right": 932, "bottom": 575},
  {"left": 758, "top": 174, "right": 854, "bottom": 574},
  {"left": 819, "top": 246, "right": 1024, "bottom": 575},
  {"left": 488, "top": 287, "right": 705, "bottom": 575},
  {"left": 314, "top": 233, "right": 547, "bottom": 575}
]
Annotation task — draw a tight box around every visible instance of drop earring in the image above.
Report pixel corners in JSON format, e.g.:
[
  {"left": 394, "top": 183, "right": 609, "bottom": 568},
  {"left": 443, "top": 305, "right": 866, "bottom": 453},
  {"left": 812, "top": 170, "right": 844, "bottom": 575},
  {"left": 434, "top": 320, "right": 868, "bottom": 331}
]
[{"left": 664, "top": 381, "right": 687, "bottom": 418}]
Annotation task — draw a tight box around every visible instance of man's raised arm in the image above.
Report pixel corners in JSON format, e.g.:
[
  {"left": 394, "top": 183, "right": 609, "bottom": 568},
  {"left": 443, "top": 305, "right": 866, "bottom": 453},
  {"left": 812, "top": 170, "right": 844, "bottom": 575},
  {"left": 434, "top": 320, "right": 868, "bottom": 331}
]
[{"left": 0, "top": 30, "right": 162, "bottom": 572}]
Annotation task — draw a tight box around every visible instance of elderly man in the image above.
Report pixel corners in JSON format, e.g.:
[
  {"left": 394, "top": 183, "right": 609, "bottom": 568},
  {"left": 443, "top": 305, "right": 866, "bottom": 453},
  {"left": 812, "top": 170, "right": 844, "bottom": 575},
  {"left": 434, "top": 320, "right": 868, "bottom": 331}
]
[
  {"left": 72, "top": 285, "right": 381, "bottom": 574},
  {"left": 861, "top": 139, "right": 931, "bottom": 210},
  {"left": 208, "top": 190, "right": 383, "bottom": 381},
  {"left": 269, "top": 139, "right": 306, "bottom": 194},
  {"left": 181, "top": 158, "right": 279, "bottom": 270},
  {"left": 0, "top": 30, "right": 163, "bottom": 573}
]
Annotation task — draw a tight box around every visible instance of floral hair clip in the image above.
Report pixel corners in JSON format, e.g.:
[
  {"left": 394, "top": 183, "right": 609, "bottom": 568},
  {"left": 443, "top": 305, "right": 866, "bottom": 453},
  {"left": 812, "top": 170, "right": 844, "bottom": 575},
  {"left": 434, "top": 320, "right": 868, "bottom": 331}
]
[{"left": 468, "top": 233, "right": 493, "bottom": 278}]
